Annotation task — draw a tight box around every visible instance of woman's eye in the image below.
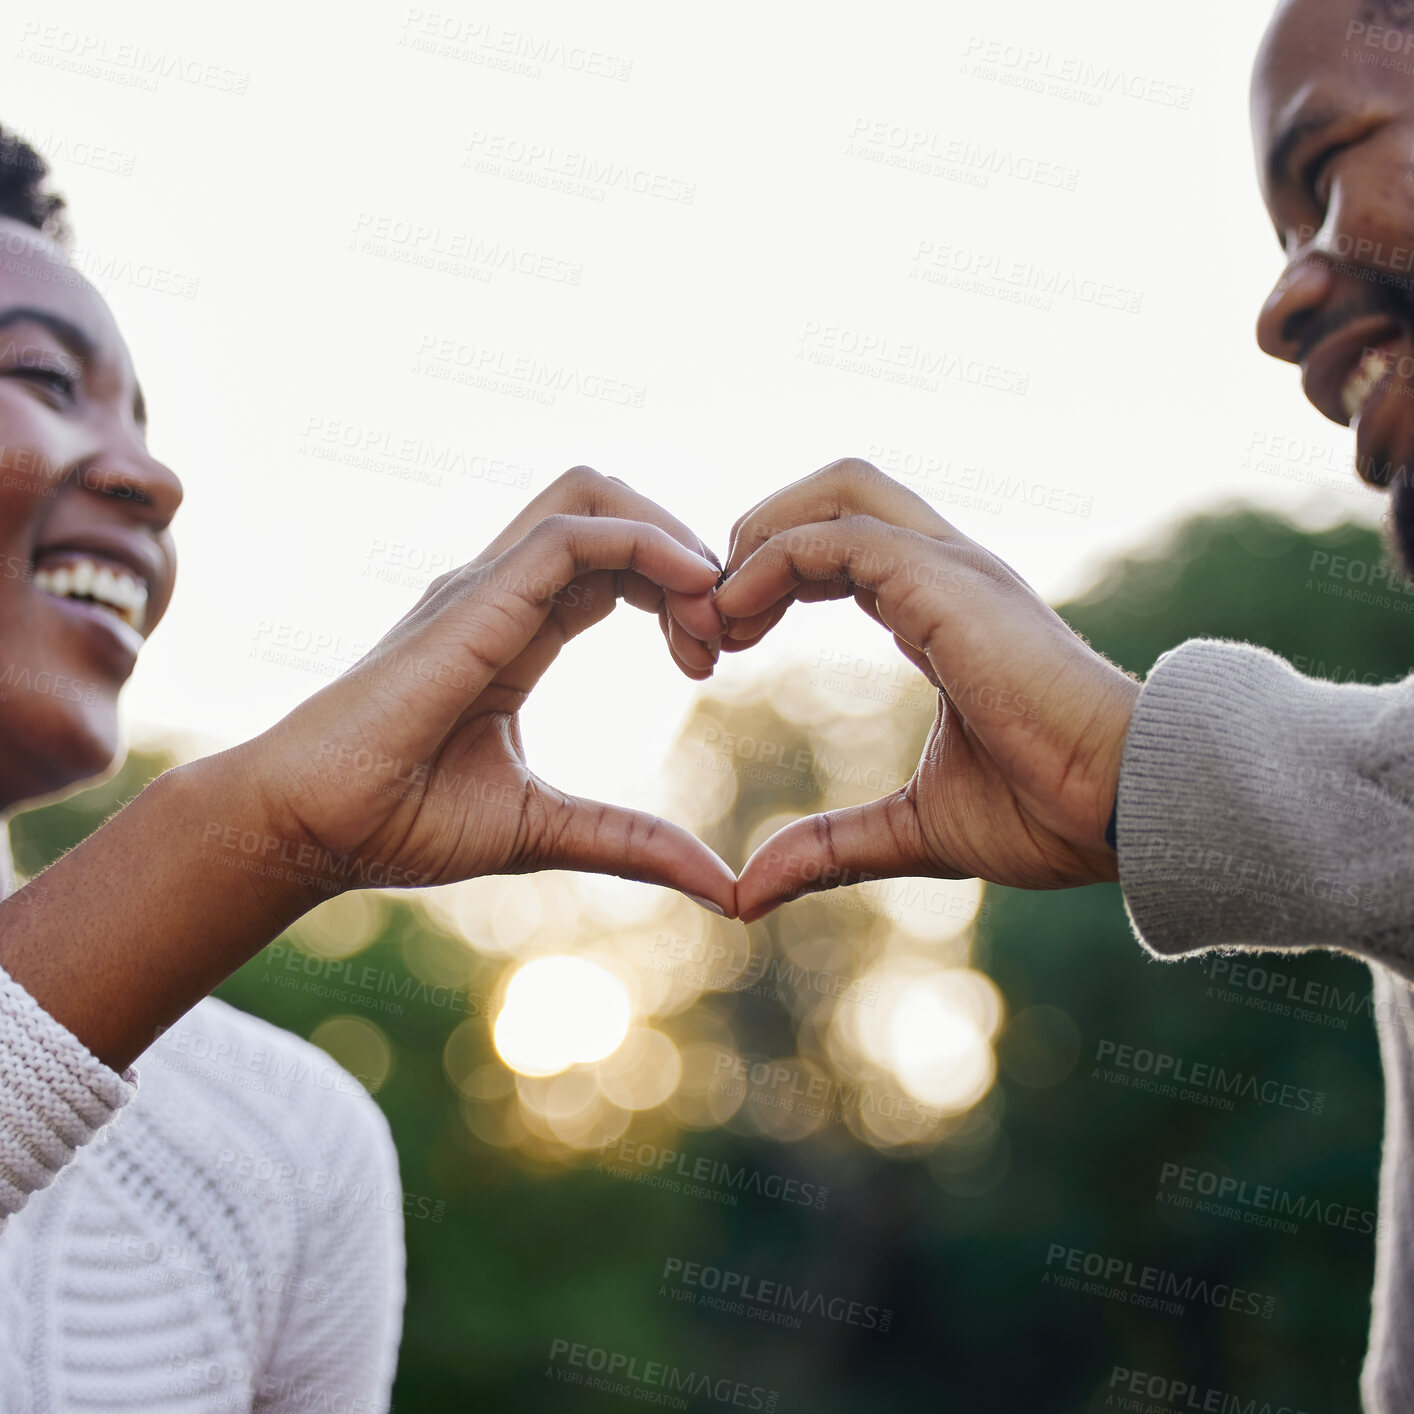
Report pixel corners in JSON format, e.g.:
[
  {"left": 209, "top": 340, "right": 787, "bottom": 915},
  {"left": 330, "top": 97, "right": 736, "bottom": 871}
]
[{"left": 5, "top": 366, "right": 76, "bottom": 405}]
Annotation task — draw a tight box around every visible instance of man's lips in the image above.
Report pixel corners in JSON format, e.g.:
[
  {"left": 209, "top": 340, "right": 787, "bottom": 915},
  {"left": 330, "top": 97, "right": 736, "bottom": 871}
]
[{"left": 1301, "top": 315, "right": 1406, "bottom": 427}]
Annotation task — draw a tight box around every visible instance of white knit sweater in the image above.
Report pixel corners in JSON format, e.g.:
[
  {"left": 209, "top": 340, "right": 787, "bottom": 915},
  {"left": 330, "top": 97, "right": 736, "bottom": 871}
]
[{"left": 0, "top": 841, "right": 405, "bottom": 1412}]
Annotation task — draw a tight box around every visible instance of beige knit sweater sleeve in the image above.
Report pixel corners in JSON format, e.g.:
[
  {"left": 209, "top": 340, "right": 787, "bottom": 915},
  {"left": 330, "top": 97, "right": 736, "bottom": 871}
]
[{"left": 0, "top": 959, "right": 137, "bottom": 1224}]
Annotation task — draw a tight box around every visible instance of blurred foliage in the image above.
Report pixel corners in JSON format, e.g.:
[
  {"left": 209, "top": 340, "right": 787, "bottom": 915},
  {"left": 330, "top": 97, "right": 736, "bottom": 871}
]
[{"left": 8, "top": 505, "right": 1399, "bottom": 1412}]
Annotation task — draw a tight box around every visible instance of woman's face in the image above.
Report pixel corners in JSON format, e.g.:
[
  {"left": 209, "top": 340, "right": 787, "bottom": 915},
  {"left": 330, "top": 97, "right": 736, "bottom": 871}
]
[{"left": 0, "top": 217, "right": 181, "bottom": 810}]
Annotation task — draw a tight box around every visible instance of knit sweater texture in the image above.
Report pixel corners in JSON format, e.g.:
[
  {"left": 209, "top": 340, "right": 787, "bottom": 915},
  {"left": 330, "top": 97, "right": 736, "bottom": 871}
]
[
  {"left": 1116, "top": 638, "right": 1414, "bottom": 1414},
  {"left": 0, "top": 842, "right": 405, "bottom": 1411}
]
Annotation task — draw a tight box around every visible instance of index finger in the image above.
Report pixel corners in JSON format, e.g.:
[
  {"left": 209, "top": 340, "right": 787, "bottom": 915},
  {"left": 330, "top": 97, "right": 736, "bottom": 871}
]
[{"left": 724, "top": 457, "right": 952, "bottom": 573}]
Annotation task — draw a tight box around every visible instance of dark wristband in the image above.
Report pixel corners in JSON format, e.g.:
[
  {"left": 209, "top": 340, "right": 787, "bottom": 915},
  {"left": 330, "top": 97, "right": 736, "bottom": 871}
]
[{"left": 1104, "top": 796, "right": 1118, "bottom": 852}]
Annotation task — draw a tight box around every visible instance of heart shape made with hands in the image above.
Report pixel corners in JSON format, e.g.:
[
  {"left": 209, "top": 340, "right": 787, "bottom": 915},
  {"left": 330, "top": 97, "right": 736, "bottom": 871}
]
[{"left": 294, "top": 462, "right": 1128, "bottom": 929}]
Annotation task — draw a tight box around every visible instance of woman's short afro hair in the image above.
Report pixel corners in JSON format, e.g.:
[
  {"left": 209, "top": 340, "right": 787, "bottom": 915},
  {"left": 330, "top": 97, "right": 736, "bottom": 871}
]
[{"left": 0, "top": 126, "right": 68, "bottom": 243}]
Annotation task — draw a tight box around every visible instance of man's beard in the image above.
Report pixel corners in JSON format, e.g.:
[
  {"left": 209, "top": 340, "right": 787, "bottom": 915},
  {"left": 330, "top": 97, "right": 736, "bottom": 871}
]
[
  {"left": 1386, "top": 475, "right": 1414, "bottom": 582},
  {"left": 1295, "top": 276, "right": 1414, "bottom": 583}
]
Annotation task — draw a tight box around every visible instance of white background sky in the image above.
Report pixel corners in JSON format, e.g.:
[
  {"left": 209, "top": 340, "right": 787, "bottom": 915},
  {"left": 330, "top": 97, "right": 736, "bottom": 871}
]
[{"left": 0, "top": 0, "right": 1381, "bottom": 819}]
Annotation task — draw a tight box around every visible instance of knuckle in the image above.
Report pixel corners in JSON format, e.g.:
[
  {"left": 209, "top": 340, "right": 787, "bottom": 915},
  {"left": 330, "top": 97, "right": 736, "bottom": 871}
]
[
  {"left": 555, "top": 465, "right": 605, "bottom": 504},
  {"left": 532, "top": 511, "right": 581, "bottom": 543},
  {"left": 829, "top": 455, "right": 884, "bottom": 483}
]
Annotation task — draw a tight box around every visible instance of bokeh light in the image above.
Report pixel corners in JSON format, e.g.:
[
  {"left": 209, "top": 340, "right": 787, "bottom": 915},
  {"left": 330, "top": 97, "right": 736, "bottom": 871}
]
[
  {"left": 309, "top": 1014, "right": 395, "bottom": 1094},
  {"left": 493, "top": 956, "right": 632, "bottom": 1077},
  {"left": 833, "top": 960, "right": 1004, "bottom": 1123}
]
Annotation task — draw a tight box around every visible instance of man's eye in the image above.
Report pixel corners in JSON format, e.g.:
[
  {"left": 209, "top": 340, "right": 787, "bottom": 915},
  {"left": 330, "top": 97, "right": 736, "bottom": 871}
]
[{"left": 1305, "top": 143, "right": 1354, "bottom": 209}]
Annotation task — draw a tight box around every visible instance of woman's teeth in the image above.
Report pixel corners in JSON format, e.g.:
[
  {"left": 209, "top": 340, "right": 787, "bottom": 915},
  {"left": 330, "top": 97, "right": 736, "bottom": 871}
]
[
  {"left": 1342, "top": 346, "right": 1395, "bottom": 421},
  {"left": 33, "top": 557, "right": 148, "bottom": 630}
]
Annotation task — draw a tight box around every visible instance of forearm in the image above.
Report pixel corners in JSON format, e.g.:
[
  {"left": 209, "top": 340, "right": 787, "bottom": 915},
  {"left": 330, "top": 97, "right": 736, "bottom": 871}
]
[{"left": 0, "top": 744, "right": 324, "bottom": 1072}]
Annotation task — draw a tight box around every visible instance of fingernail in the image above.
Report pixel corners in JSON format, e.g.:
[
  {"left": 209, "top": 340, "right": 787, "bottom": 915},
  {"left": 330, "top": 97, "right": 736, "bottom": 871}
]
[
  {"left": 684, "top": 893, "right": 726, "bottom": 916},
  {"left": 707, "top": 637, "right": 721, "bottom": 661}
]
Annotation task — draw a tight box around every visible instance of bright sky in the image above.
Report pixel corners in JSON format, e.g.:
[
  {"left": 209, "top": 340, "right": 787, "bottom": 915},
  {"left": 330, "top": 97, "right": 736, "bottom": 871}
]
[{"left": 0, "top": 0, "right": 1381, "bottom": 819}]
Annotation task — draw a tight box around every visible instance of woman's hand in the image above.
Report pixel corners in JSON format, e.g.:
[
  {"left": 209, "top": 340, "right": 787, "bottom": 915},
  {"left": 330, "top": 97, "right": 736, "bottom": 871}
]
[
  {"left": 713, "top": 458, "right": 1140, "bottom": 922},
  {"left": 245, "top": 467, "right": 736, "bottom": 914}
]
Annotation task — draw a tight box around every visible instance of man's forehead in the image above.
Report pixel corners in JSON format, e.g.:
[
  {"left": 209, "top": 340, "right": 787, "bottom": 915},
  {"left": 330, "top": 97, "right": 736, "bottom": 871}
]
[{"left": 1256, "top": 0, "right": 1411, "bottom": 123}]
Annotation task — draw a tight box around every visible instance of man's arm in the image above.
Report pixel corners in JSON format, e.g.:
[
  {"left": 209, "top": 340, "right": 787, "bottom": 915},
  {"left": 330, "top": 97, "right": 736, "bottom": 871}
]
[{"left": 1115, "top": 638, "right": 1414, "bottom": 977}]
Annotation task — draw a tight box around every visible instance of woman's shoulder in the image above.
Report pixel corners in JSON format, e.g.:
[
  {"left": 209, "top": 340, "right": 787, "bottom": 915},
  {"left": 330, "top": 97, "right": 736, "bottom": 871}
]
[{"left": 143, "top": 996, "right": 397, "bottom": 1172}]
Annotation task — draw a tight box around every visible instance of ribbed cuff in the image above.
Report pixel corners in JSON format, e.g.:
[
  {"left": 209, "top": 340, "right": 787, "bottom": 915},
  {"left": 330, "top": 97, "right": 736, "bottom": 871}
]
[
  {"left": 0, "top": 963, "right": 137, "bottom": 1218},
  {"left": 1115, "top": 639, "right": 1413, "bottom": 969}
]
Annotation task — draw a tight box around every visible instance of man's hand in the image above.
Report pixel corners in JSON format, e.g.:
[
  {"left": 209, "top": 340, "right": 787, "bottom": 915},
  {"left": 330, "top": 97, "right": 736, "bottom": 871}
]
[
  {"left": 713, "top": 458, "right": 1140, "bottom": 922},
  {"left": 242, "top": 467, "right": 736, "bottom": 914}
]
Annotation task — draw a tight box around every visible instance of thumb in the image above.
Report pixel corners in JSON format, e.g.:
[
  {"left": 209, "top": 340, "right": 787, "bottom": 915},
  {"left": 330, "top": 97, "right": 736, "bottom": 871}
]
[
  {"left": 530, "top": 787, "right": 738, "bottom": 917},
  {"left": 736, "top": 794, "right": 933, "bottom": 924}
]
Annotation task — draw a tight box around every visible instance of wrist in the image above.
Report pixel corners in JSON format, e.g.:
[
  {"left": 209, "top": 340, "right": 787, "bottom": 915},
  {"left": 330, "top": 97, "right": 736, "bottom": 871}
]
[
  {"left": 1092, "top": 672, "right": 1139, "bottom": 881},
  {"left": 167, "top": 743, "right": 341, "bottom": 914}
]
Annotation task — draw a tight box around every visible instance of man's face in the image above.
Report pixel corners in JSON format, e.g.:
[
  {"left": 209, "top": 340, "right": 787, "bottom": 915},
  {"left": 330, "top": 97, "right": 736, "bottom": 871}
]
[
  {"left": 0, "top": 218, "right": 181, "bottom": 807},
  {"left": 1253, "top": 0, "right": 1414, "bottom": 574}
]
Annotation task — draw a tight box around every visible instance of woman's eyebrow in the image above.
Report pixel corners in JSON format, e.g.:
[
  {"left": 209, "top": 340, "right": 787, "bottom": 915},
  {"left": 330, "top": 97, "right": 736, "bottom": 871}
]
[{"left": 0, "top": 306, "right": 96, "bottom": 364}]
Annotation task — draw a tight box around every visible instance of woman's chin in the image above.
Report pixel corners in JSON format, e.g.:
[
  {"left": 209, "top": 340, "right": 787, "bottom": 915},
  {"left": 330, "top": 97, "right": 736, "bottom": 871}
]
[{"left": 0, "top": 696, "right": 123, "bottom": 811}]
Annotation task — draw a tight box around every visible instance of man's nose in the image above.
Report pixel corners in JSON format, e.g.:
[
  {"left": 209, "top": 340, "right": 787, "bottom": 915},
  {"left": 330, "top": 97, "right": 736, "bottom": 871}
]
[{"left": 1256, "top": 257, "right": 1333, "bottom": 363}]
